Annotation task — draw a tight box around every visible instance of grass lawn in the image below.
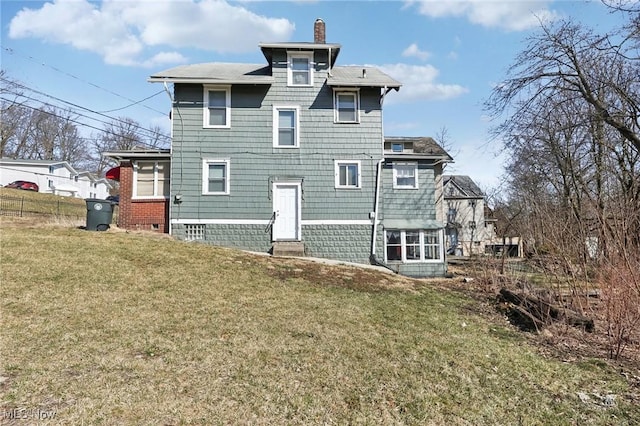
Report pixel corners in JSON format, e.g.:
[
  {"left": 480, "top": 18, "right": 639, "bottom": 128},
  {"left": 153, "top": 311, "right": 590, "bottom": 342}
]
[{"left": 1, "top": 220, "right": 638, "bottom": 424}]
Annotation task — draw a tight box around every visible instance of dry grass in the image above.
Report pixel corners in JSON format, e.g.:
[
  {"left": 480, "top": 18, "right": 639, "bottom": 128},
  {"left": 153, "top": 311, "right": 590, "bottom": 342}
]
[{"left": 1, "top": 222, "right": 639, "bottom": 425}]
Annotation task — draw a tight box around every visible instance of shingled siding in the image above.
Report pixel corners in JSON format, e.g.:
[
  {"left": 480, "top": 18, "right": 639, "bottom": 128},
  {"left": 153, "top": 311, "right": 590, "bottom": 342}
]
[
  {"left": 376, "top": 161, "right": 448, "bottom": 277},
  {"left": 380, "top": 161, "right": 439, "bottom": 222},
  {"left": 170, "top": 55, "right": 383, "bottom": 227}
]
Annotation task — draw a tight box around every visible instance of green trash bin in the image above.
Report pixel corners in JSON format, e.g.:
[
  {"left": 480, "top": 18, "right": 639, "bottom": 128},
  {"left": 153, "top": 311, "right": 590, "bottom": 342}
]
[{"left": 85, "top": 198, "right": 113, "bottom": 231}]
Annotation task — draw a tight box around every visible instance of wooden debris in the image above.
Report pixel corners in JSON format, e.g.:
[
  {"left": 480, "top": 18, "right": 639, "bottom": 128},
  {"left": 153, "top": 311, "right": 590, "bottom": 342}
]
[{"left": 498, "top": 287, "right": 595, "bottom": 332}]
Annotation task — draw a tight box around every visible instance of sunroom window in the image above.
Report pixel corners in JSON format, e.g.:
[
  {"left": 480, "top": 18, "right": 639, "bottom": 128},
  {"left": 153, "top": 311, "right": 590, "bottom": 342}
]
[
  {"left": 385, "top": 229, "right": 443, "bottom": 263},
  {"left": 133, "top": 161, "right": 170, "bottom": 198}
]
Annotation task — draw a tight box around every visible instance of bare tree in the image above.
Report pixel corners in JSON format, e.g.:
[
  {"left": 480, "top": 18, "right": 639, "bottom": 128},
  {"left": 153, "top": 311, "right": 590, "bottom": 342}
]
[{"left": 486, "top": 13, "right": 640, "bottom": 358}]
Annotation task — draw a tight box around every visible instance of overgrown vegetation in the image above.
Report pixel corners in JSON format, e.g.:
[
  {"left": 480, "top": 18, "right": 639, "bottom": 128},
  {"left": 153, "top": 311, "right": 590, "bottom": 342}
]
[
  {"left": 1, "top": 220, "right": 639, "bottom": 424},
  {"left": 485, "top": 5, "right": 640, "bottom": 359}
]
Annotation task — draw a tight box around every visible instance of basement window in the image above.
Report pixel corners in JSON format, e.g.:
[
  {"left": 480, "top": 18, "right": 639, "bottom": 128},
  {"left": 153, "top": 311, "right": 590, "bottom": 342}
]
[{"left": 185, "top": 224, "right": 205, "bottom": 241}]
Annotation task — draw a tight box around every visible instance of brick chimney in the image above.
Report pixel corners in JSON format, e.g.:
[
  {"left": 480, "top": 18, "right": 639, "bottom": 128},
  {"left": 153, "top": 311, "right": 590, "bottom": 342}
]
[{"left": 314, "top": 18, "right": 325, "bottom": 44}]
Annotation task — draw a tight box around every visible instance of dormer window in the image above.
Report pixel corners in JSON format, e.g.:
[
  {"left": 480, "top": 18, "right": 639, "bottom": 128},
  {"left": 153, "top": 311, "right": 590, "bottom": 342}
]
[
  {"left": 203, "top": 85, "right": 230, "bottom": 128},
  {"left": 334, "top": 90, "right": 359, "bottom": 123},
  {"left": 288, "top": 52, "right": 313, "bottom": 87}
]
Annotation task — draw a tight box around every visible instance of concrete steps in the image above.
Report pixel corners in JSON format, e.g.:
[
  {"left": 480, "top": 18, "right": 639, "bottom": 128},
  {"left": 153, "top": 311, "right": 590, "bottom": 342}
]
[{"left": 272, "top": 241, "right": 305, "bottom": 257}]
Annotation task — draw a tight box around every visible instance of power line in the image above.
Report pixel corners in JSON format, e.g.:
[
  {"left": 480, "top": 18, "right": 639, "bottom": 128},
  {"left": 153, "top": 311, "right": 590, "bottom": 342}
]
[
  {"left": 0, "top": 96, "right": 164, "bottom": 150},
  {"left": 1, "top": 45, "right": 167, "bottom": 116},
  {"left": 1, "top": 78, "right": 170, "bottom": 143}
]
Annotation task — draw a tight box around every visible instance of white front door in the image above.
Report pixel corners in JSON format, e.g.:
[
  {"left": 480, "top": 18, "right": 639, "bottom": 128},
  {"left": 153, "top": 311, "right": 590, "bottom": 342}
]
[{"left": 272, "top": 183, "right": 300, "bottom": 241}]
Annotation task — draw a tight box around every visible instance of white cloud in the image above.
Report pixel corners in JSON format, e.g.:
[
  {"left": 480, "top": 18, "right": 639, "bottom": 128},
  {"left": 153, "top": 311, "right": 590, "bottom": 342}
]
[
  {"left": 406, "top": 0, "right": 559, "bottom": 31},
  {"left": 8, "top": 0, "right": 295, "bottom": 67},
  {"left": 402, "top": 43, "right": 431, "bottom": 61},
  {"left": 376, "top": 63, "right": 469, "bottom": 103}
]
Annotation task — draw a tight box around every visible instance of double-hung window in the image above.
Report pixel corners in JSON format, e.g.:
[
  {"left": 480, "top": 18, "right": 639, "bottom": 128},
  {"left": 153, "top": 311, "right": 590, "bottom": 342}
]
[
  {"left": 334, "top": 160, "right": 361, "bottom": 189},
  {"left": 288, "top": 52, "right": 313, "bottom": 86},
  {"left": 133, "top": 161, "right": 170, "bottom": 198},
  {"left": 385, "top": 230, "right": 443, "bottom": 263},
  {"left": 273, "top": 106, "right": 300, "bottom": 148},
  {"left": 393, "top": 162, "right": 418, "bottom": 189},
  {"left": 334, "top": 91, "right": 359, "bottom": 123},
  {"left": 203, "top": 85, "right": 230, "bottom": 128},
  {"left": 202, "top": 159, "right": 230, "bottom": 195}
]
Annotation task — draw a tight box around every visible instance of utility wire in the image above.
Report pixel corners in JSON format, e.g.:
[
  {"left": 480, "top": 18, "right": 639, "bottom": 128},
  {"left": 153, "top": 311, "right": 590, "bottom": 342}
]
[
  {"left": 1, "top": 45, "right": 167, "bottom": 115},
  {"left": 2, "top": 79, "right": 170, "bottom": 143},
  {"left": 0, "top": 96, "right": 163, "bottom": 150}
]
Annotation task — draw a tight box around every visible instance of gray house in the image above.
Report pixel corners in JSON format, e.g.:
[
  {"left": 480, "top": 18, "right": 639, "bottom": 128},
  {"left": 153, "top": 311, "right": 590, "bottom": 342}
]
[{"left": 140, "top": 19, "right": 452, "bottom": 277}]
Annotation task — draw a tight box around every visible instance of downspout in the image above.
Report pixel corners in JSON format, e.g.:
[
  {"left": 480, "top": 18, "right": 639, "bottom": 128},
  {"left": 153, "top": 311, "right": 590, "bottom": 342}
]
[
  {"left": 370, "top": 86, "right": 397, "bottom": 273},
  {"left": 163, "top": 81, "right": 175, "bottom": 235}
]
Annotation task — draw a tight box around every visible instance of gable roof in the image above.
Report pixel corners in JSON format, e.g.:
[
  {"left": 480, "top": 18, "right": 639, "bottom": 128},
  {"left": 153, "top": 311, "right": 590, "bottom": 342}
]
[
  {"left": 148, "top": 63, "right": 274, "bottom": 84},
  {"left": 443, "top": 175, "right": 484, "bottom": 198}
]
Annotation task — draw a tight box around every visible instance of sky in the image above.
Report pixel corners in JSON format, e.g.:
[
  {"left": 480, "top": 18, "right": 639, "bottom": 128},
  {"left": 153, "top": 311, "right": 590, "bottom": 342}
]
[{"left": 0, "top": 0, "right": 626, "bottom": 189}]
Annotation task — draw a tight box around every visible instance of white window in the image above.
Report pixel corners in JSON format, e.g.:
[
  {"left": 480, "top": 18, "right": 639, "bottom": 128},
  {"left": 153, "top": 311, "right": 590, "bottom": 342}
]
[
  {"left": 273, "top": 106, "right": 300, "bottom": 148},
  {"left": 385, "top": 230, "right": 443, "bottom": 263},
  {"left": 202, "top": 159, "right": 230, "bottom": 195},
  {"left": 133, "top": 161, "right": 170, "bottom": 198},
  {"left": 393, "top": 162, "right": 418, "bottom": 189},
  {"left": 334, "top": 160, "right": 361, "bottom": 189},
  {"left": 334, "top": 91, "right": 359, "bottom": 123},
  {"left": 287, "top": 52, "right": 313, "bottom": 86},
  {"left": 203, "top": 85, "right": 230, "bottom": 128}
]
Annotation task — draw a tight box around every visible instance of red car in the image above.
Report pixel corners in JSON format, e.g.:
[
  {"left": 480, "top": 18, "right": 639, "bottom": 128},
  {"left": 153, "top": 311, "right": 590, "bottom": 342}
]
[{"left": 5, "top": 180, "right": 39, "bottom": 192}]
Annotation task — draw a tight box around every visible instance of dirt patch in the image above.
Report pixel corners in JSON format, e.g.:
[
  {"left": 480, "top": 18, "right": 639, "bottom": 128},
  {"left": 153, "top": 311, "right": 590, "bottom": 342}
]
[{"left": 259, "top": 256, "right": 421, "bottom": 293}]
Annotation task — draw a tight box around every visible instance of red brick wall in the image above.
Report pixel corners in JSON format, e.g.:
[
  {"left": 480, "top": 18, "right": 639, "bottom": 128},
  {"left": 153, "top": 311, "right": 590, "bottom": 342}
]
[{"left": 117, "top": 160, "right": 169, "bottom": 233}]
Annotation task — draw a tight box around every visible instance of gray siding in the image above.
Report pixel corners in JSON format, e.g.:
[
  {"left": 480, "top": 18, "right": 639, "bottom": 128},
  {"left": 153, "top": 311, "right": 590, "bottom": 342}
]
[
  {"left": 170, "top": 53, "right": 384, "bottom": 224},
  {"left": 167, "top": 47, "right": 446, "bottom": 277},
  {"left": 380, "top": 161, "right": 440, "bottom": 222}
]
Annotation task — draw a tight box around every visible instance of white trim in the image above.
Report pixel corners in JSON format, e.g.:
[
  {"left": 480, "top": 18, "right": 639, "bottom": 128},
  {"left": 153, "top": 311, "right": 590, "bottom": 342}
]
[
  {"left": 333, "top": 89, "right": 360, "bottom": 123},
  {"left": 287, "top": 51, "right": 314, "bottom": 87},
  {"left": 302, "top": 220, "right": 372, "bottom": 226},
  {"left": 203, "top": 84, "right": 231, "bottom": 129},
  {"left": 384, "top": 229, "right": 444, "bottom": 263},
  {"left": 132, "top": 160, "right": 171, "bottom": 200},
  {"left": 202, "top": 158, "right": 230, "bottom": 195},
  {"left": 334, "top": 160, "right": 362, "bottom": 189},
  {"left": 392, "top": 162, "right": 419, "bottom": 189},
  {"left": 173, "top": 219, "right": 270, "bottom": 225},
  {"left": 272, "top": 105, "right": 300, "bottom": 148},
  {"left": 171, "top": 219, "right": 372, "bottom": 226}
]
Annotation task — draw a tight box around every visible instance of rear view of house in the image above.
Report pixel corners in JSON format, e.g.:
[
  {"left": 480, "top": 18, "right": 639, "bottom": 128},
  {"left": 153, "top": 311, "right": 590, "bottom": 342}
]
[{"left": 108, "top": 20, "right": 453, "bottom": 277}]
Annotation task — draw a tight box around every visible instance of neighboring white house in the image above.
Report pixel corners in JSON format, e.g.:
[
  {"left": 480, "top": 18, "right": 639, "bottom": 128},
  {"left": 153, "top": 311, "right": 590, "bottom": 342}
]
[
  {"left": 0, "top": 158, "right": 112, "bottom": 199},
  {"left": 443, "top": 175, "right": 494, "bottom": 256}
]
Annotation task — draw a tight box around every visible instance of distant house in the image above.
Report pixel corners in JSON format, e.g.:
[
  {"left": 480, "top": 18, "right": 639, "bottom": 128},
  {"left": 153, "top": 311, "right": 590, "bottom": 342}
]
[
  {"left": 105, "top": 20, "right": 454, "bottom": 277},
  {"left": 443, "top": 175, "right": 523, "bottom": 257},
  {"left": 0, "top": 158, "right": 112, "bottom": 199},
  {"left": 443, "top": 175, "right": 493, "bottom": 256}
]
